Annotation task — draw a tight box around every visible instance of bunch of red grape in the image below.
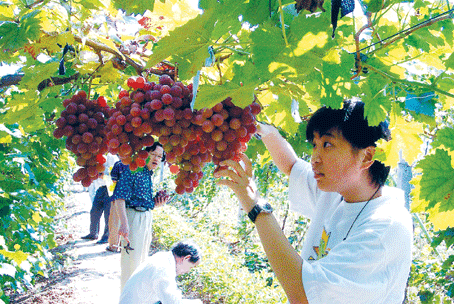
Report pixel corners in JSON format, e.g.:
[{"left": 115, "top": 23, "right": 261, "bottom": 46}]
[
  {"left": 53, "top": 91, "right": 110, "bottom": 187},
  {"left": 163, "top": 96, "right": 261, "bottom": 195},
  {"left": 105, "top": 75, "right": 193, "bottom": 171}
]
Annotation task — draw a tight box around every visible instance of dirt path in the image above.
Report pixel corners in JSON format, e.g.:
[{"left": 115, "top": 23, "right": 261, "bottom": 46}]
[{"left": 9, "top": 184, "right": 122, "bottom": 304}]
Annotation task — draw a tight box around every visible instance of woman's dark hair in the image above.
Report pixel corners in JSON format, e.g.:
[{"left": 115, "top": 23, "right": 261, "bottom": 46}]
[
  {"left": 145, "top": 142, "right": 166, "bottom": 162},
  {"left": 306, "top": 100, "right": 391, "bottom": 186},
  {"left": 171, "top": 240, "right": 201, "bottom": 263}
]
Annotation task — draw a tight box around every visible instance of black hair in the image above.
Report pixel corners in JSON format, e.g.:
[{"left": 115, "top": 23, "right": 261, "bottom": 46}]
[
  {"left": 145, "top": 142, "right": 166, "bottom": 162},
  {"left": 306, "top": 100, "right": 391, "bottom": 186},
  {"left": 171, "top": 239, "right": 201, "bottom": 264}
]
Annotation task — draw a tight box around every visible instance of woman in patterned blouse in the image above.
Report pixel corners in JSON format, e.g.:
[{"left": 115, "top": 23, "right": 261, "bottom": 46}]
[{"left": 113, "top": 142, "right": 170, "bottom": 291}]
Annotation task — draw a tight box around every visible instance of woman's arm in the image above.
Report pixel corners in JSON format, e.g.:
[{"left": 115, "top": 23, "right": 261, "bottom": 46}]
[
  {"left": 214, "top": 154, "right": 308, "bottom": 304},
  {"left": 257, "top": 123, "right": 299, "bottom": 176}
]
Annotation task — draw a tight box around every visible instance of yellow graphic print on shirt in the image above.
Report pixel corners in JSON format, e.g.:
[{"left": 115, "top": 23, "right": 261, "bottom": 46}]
[{"left": 309, "top": 227, "right": 331, "bottom": 261}]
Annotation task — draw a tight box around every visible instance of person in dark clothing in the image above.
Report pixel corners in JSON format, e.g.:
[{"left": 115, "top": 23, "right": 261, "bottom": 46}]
[{"left": 81, "top": 171, "right": 111, "bottom": 243}]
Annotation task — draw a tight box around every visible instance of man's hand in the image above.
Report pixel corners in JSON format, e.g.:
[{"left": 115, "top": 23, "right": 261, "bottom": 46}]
[
  {"left": 118, "top": 221, "right": 130, "bottom": 244},
  {"left": 257, "top": 121, "right": 278, "bottom": 138},
  {"left": 154, "top": 190, "right": 170, "bottom": 207},
  {"left": 213, "top": 153, "right": 260, "bottom": 213}
]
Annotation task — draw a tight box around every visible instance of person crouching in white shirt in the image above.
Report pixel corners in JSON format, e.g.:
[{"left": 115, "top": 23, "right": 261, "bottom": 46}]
[{"left": 119, "top": 240, "right": 202, "bottom": 304}]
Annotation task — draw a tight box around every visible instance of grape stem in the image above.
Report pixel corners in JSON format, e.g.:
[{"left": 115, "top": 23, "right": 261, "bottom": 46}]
[{"left": 278, "top": 0, "right": 289, "bottom": 47}]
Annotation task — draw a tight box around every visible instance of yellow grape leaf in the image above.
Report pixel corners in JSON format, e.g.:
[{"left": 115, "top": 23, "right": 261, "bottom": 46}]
[
  {"left": 256, "top": 88, "right": 275, "bottom": 108},
  {"left": 0, "top": 134, "right": 12, "bottom": 144},
  {"left": 98, "top": 61, "right": 119, "bottom": 82},
  {"left": 410, "top": 174, "right": 427, "bottom": 212},
  {"left": 419, "top": 53, "right": 446, "bottom": 71},
  {"left": 142, "top": 0, "right": 200, "bottom": 33},
  {"left": 385, "top": 46, "right": 408, "bottom": 63},
  {"left": 378, "top": 107, "right": 424, "bottom": 168},
  {"left": 38, "top": 8, "right": 67, "bottom": 32},
  {"left": 32, "top": 211, "right": 42, "bottom": 224},
  {"left": 77, "top": 61, "right": 100, "bottom": 74},
  {"left": 0, "top": 249, "right": 29, "bottom": 265},
  {"left": 427, "top": 208, "right": 454, "bottom": 231},
  {"left": 258, "top": 150, "right": 272, "bottom": 166},
  {"left": 410, "top": 174, "right": 453, "bottom": 231},
  {"left": 0, "top": 3, "right": 15, "bottom": 19},
  {"left": 97, "top": 36, "right": 121, "bottom": 53}
]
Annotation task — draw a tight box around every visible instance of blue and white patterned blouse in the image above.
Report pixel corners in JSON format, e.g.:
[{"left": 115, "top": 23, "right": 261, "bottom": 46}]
[{"left": 111, "top": 166, "right": 155, "bottom": 209}]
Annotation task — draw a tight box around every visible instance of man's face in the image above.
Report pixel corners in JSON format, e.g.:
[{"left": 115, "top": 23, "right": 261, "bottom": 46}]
[
  {"left": 175, "top": 255, "right": 200, "bottom": 276},
  {"left": 310, "top": 129, "right": 364, "bottom": 195},
  {"left": 147, "top": 146, "right": 164, "bottom": 169}
]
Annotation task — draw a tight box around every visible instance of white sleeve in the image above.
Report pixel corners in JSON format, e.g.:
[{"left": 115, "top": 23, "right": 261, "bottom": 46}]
[
  {"left": 288, "top": 159, "right": 320, "bottom": 218},
  {"left": 154, "top": 268, "right": 202, "bottom": 304},
  {"left": 88, "top": 183, "right": 96, "bottom": 202}
]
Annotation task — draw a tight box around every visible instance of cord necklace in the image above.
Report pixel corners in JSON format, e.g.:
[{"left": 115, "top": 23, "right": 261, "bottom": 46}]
[{"left": 343, "top": 186, "right": 382, "bottom": 241}]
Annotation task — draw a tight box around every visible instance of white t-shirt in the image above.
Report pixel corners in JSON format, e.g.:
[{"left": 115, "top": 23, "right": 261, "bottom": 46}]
[
  {"left": 288, "top": 159, "right": 413, "bottom": 304},
  {"left": 87, "top": 177, "right": 106, "bottom": 202},
  {"left": 119, "top": 251, "right": 202, "bottom": 304}
]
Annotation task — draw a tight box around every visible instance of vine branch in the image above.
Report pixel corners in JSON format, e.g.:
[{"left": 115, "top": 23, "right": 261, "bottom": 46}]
[{"left": 365, "top": 64, "right": 454, "bottom": 98}]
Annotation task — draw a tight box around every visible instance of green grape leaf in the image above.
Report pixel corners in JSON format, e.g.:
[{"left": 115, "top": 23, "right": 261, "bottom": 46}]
[
  {"left": 111, "top": 0, "right": 155, "bottom": 15},
  {"left": 359, "top": 74, "right": 392, "bottom": 126},
  {"left": 146, "top": 9, "right": 217, "bottom": 80},
  {"left": 241, "top": 0, "right": 273, "bottom": 25},
  {"left": 80, "top": 0, "right": 105, "bottom": 10},
  {"left": 432, "top": 227, "right": 454, "bottom": 248},
  {"left": 432, "top": 127, "right": 454, "bottom": 151},
  {"left": 416, "top": 149, "right": 454, "bottom": 212},
  {"left": 445, "top": 52, "right": 454, "bottom": 70},
  {"left": 19, "top": 61, "right": 60, "bottom": 90},
  {"left": 196, "top": 61, "right": 262, "bottom": 109},
  {"left": 261, "top": 94, "right": 300, "bottom": 135}
]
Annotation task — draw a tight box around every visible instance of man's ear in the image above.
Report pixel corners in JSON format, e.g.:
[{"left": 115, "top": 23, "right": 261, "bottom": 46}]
[{"left": 361, "top": 146, "right": 375, "bottom": 170}]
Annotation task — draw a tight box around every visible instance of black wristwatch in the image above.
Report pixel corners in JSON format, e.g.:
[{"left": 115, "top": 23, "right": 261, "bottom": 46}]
[{"left": 247, "top": 200, "right": 273, "bottom": 223}]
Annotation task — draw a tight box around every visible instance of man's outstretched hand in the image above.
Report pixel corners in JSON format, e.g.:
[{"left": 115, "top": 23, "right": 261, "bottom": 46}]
[{"left": 214, "top": 153, "right": 260, "bottom": 214}]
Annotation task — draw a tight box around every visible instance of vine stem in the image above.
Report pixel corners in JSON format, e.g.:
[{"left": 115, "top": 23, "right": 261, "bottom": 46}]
[
  {"left": 73, "top": 35, "right": 143, "bottom": 75},
  {"left": 278, "top": 0, "right": 289, "bottom": 47},
  {"left": 361, "top": 8, "right": 454, "bottom": 55},
  {"left": 365, "top": 64, "right": 454, "bottom": 98}
]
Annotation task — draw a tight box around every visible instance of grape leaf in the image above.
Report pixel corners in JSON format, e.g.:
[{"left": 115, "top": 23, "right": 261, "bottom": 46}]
[
  {"left": 251, "top": 12, "right": 333, "bottom": 83},
  {"left": 0, "top": 249, "right": 29, "bottom": 266},
  {"left": 196, "top": 61, "right": 261, "bottom": 109},
  {"left": 432, "top": 127, "right": 454, "bottom": 151},
  {"left": 146, "top": 9, "right": 218, "bottom": 80},
  {"left": 0, "top": 131, "right": 12, "bottom": 144},
  {"left": 416, "top": 149, "right": 454, "bottom": 212},
  {"left": 445, "top": 52, "right": 454, "bottom": 70},
  {"left": 241, "top": 0, "right": 274, "bottom": 25},
  {"left": 432, "top": 227, "right": 454, "bottom": 248},
  {"left": 262, "top": 94, "right": 300, "bottom": 135},
  {"left": 378, "top": 105, "right": 424, "bottom": 167},
  {"left": 111, "top": 0, "right": 155, "bottom": 15}
]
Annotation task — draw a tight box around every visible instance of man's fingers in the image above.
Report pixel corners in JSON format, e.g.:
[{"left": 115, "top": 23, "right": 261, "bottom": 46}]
[
  {"left": 216, "top": 179, "right": 239, "bottom": 193},
  {"left": 219, "top": 159, "right": 247, "bottom": 178},
  {"left": 240, "top": 154, "right": 253, "bottom": 177}
]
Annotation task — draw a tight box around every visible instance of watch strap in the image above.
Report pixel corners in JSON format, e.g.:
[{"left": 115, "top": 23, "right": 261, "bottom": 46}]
[{"left": 247, "top": 200, "right": 273, "bottom": 223}]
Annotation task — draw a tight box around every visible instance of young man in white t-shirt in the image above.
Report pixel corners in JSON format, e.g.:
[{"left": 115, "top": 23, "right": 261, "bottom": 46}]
[{"left": 214, "top": 100, "right": 413, "bottom": 304}]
